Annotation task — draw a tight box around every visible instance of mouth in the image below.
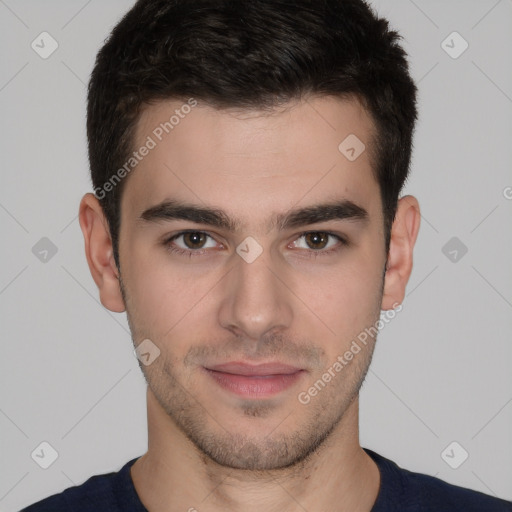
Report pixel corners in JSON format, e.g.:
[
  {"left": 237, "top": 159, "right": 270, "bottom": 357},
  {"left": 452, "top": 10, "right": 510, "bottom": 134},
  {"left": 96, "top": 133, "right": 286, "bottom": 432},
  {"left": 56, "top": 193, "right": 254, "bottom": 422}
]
[{"left": 202, "top": 361, "right": 305, "bottom": 398}]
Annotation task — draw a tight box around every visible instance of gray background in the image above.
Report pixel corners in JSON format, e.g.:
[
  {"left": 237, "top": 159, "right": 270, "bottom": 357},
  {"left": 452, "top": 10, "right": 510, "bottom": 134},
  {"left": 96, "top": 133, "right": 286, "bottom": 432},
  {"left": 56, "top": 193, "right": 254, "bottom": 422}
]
[{"left": 1, "top": 0, "right": 511, "bottom": 510}]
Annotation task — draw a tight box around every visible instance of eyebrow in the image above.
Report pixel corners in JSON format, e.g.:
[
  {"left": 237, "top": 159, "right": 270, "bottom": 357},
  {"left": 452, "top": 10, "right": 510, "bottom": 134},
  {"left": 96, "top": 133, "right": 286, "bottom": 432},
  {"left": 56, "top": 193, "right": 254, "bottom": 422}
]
[{"left": 139, "top": 198, "right": 369, "bottom": 232}]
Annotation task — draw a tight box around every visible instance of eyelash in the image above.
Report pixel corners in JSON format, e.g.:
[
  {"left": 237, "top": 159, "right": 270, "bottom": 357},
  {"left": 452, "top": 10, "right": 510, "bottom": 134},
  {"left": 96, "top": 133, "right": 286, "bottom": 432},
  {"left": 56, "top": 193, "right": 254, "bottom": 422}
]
[{"left": 163, "top": 230, "right": 348, "bottom": 259}]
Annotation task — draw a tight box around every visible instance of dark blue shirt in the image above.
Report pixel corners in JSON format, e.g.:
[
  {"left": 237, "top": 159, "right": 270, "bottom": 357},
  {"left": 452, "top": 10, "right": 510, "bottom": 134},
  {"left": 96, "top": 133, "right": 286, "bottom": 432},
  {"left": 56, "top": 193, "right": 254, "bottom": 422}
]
[{"left": 20, "top": 448, "right": 512, "bottom": 511}]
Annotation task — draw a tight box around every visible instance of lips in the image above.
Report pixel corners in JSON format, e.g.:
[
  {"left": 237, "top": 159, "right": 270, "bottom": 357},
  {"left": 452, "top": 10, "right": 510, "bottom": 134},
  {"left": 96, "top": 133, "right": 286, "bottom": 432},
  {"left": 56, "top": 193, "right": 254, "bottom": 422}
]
[
  {"left": 205, "top": 361, "right": 302, "bottom": 376},
  {"left": 203, "top": 361, "right": 304, "bottom": 397}
]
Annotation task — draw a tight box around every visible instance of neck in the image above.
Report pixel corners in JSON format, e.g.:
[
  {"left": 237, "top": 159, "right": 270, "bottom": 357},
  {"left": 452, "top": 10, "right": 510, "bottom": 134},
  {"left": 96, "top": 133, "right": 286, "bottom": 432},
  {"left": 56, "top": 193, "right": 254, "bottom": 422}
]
[{"left": 131, "top": 388, "right": 380, "bottom": 512}]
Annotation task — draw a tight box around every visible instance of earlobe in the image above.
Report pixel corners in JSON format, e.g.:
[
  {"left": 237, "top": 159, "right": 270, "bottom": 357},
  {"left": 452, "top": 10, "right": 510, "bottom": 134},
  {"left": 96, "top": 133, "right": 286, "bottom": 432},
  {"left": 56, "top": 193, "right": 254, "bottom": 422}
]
[
  {"left": 381, "top": 195, "right": 421, "bottom": 310},
  {"left": 78, "top": 193, "right": 126, "bottom": 313}
]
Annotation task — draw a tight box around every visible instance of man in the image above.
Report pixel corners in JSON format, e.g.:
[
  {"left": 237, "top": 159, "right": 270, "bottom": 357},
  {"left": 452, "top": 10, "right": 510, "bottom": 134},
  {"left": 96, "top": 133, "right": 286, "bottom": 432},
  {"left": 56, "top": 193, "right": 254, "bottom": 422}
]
[{"left": 21, "top": 0, "right": 512, "bottom": 510}]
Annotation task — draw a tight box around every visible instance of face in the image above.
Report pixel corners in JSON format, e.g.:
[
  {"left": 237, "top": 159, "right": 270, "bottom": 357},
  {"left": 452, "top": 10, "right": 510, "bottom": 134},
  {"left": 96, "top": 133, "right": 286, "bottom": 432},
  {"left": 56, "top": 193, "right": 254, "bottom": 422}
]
[{"left": 117, "top": 96, "right": 388, "bottom": 471}]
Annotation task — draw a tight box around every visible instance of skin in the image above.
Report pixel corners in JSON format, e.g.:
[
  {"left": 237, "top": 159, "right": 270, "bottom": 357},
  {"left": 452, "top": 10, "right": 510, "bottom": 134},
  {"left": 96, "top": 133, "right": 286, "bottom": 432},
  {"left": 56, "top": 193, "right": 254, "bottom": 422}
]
[{"left": 79, "top": 95, "right": 420, "bottom": 512}]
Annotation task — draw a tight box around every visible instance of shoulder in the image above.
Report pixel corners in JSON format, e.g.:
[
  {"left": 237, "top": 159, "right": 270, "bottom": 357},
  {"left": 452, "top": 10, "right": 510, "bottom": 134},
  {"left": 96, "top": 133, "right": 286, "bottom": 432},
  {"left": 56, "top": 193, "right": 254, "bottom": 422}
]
[
  {"left": 404, "top": 468, "right": 512, "bottom": 511},
  {"left": 365, "top": 448, "right": 512, "bottom": 512},
  {"left": 19, "top": 458, "right": 142, "bottom": 512}
]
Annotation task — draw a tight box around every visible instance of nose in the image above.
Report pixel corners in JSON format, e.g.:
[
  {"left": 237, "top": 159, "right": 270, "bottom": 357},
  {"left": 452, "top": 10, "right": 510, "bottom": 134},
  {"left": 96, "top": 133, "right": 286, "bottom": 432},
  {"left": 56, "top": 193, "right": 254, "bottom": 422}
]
[{"left": 217, "top": 249, "right": 294, "bottom": 342}]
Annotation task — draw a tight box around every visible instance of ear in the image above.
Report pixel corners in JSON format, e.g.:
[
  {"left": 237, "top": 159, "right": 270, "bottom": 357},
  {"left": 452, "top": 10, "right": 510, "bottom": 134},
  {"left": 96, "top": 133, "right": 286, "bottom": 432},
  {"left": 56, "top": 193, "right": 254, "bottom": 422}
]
[
  {"left": 381, "top": 195, "right": 421, "bottom": 310},
  {"left": 78, "top": 193, "right": 126, "bottom": 313}
]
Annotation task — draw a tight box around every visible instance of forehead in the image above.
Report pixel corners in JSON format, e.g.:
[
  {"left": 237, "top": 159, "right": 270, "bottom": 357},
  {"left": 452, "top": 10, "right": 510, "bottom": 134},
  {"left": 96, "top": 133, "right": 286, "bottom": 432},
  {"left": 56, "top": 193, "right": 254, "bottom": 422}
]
[{"left": 121, "top": 95, "right": 381, "bottom": 229}]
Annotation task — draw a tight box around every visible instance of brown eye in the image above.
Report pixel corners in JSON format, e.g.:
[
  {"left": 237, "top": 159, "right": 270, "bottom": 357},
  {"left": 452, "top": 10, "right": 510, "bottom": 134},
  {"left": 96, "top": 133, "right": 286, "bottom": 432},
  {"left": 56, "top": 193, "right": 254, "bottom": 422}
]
[
  {"left": 164, "top": 231, "right": 218, "bottom": 256},
  {"left": 182, "top": 232, "right": 208, "bottom": 249},
  {"left": 291, "top": 231, "right": 347, "bottom": 258},
  {"left": 304, "top": 232, "right": 329, "bottom": 250}
]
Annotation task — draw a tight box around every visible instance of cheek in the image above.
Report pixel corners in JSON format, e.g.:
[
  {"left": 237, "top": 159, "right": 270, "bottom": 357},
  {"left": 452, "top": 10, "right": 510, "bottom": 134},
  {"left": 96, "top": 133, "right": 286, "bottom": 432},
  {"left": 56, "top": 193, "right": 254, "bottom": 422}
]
[
  {"left": 298, "top": 257, "right": 383, "bottom": 338},
  {"left": 124, "top": 250, "right": 224, "bottom": 350},
  {"left": 121, "top": 244, "right": 187, "bottom": 332}
]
